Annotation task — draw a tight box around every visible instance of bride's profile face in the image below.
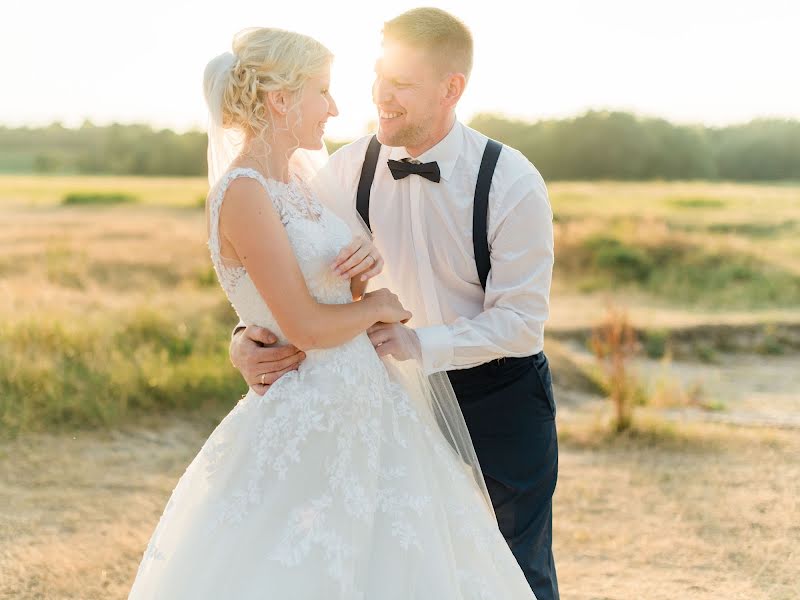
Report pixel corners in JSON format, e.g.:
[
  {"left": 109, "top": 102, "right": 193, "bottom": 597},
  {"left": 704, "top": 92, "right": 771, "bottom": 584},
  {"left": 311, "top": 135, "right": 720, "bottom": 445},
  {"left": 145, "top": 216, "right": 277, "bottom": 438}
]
[{"left": 294, "top": 67, "right": 339, "bottom": 150}]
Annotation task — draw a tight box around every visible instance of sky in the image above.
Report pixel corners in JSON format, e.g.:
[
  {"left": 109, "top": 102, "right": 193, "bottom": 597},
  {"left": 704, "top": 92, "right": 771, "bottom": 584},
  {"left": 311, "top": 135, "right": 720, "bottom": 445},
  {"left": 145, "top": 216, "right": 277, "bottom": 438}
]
[{"left": 2, "top": 0, "right": 798, "bottom": 139}]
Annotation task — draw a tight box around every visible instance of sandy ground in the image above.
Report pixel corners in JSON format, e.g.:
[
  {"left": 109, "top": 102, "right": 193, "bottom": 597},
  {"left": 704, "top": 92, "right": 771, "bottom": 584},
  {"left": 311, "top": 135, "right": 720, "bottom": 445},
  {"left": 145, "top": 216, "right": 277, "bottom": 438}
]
[{"left": 1, "top": 407, "right": 798, "bottom": 600}]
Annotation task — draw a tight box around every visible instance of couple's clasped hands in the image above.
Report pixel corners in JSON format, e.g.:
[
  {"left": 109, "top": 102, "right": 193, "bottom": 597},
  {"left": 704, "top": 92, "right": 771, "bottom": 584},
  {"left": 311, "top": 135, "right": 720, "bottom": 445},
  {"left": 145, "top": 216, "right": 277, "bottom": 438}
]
[{"left": 231, "top": 235, "right": 421, "bottom": 394}]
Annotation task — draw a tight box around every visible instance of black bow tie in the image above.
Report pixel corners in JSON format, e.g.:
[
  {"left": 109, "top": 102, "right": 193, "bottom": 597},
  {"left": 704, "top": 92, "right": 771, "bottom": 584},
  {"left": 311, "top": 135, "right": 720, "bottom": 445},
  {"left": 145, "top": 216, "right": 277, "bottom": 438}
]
[{"left": 387, "top": 158, "right": 441, "bottom": 183}]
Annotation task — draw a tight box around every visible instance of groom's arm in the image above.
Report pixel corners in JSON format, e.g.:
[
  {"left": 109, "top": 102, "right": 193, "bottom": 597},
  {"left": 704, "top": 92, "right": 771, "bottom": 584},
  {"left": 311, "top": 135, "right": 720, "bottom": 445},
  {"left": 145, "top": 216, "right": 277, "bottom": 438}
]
[
  {"left": 415, "top": 171, "right": 553, "bottom": 374},
  {"left": 230, "top": 323, "right": 306, "bottom": 394}
]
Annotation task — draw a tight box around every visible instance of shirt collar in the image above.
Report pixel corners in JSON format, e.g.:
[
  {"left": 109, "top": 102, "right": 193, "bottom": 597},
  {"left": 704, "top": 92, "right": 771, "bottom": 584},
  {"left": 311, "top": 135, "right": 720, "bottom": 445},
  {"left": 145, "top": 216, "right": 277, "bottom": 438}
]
[{"left": 387, "top": 120, "right": 463, "bottom": 182}]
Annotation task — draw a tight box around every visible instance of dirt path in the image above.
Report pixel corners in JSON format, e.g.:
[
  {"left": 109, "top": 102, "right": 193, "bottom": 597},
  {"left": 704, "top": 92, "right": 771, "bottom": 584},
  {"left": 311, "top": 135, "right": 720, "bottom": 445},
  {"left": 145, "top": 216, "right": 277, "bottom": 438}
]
[{"left": 1, "top": 413, "right": 798, "bottom": 600}]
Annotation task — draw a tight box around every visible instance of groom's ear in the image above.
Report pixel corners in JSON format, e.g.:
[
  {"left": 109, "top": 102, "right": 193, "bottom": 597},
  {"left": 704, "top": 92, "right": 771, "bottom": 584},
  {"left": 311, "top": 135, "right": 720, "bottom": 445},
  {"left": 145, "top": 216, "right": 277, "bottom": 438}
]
[{"left": 441, "top": 72, "right": 467, "bottom": 108}]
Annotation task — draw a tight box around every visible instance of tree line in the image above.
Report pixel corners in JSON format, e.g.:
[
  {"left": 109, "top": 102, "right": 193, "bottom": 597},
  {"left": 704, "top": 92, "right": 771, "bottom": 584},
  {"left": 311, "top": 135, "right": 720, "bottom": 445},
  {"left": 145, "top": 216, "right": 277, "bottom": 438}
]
[
  {"left": 470, "top": 112, "right": 800, "bottom": 181},
  {"left": 2, "top": 111, "right": 798, "bottom": 180}
]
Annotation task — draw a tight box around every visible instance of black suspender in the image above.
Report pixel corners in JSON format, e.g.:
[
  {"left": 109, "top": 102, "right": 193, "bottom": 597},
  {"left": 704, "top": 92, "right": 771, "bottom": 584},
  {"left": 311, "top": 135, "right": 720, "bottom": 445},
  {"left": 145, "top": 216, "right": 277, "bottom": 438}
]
[
  {"left": 473, "top": 139, "right": 503, "bottom": 290},
  {"left": 356, "top": 135, "right": 382, "bottom": 231},
  {"left": 356, "top": 134, "right": 503, "bottom": 290}
]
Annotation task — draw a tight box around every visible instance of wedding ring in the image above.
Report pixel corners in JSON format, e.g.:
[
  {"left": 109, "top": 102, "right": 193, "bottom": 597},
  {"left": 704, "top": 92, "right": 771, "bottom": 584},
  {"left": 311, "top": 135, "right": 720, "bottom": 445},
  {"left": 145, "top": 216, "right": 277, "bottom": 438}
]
[{"left": 260, "top": 373, "right": 266, "bottom": 385}]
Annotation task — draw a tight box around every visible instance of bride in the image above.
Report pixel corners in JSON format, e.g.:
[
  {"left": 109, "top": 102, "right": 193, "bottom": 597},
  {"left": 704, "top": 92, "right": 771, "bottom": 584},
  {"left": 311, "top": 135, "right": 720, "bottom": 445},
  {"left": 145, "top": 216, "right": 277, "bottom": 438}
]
[{"left": 128, "top": 27, "right": 535, "bottom": 599}]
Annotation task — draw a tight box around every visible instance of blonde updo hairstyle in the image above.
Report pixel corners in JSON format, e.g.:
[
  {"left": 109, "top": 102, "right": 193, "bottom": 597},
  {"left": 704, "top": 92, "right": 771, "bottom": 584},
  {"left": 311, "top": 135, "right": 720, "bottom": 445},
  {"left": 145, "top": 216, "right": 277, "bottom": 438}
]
[{"left": 221, "top": 28, "right": 333, "bottom": 136}]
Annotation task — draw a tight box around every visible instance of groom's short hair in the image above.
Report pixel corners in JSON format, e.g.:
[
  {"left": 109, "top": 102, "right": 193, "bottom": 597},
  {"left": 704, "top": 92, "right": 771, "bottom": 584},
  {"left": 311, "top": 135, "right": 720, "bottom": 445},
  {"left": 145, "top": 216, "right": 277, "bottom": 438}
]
[{"left": 383, "top": 8, "right": 473, "bottom": 81}]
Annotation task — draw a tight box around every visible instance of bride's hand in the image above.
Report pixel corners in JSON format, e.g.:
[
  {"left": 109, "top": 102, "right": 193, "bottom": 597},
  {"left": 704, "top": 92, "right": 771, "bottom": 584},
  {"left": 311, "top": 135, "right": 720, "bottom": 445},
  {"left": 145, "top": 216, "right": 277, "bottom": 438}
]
[
  {"left": 364, "top": 288, "right": 412, "bottom": 324},
  {"left": 331, "top": 234, "right": 384, "bottom": 282}
]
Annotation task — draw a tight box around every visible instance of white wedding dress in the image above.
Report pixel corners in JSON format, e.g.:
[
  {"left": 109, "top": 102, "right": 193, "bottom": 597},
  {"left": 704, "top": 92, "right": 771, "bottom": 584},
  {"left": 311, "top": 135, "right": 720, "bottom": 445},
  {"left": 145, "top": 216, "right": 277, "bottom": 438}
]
[{"left": 128, "top": 167, "right": 536, "bottom": 599}]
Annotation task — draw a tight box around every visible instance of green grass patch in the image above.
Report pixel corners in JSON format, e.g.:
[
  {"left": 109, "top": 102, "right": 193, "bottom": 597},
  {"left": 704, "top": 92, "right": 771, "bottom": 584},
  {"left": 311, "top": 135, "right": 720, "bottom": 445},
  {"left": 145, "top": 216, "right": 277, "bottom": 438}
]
[
  {"left": 585, "top": 236, "right": 654, "bottom": 283},
  {"left": 642, "top": 328, "right": 670, "bottom": 358},
  {"left": 62, "top": 192, "right": 138, "bottom": 205},
  {"left": 194, "top": 265, "right": 219, "bottom": 287},
  {"left": 693, "top": 342, "right": 719, "bottom": 364},
  {"left": 706, "top": 221, "right": 797, "bottom": 237},
  {"left": 667, "top": 197, "right": 727, "bottom": 209},
  {"left": 0, "top": 306, "right": 245, "bottom": 436},
  {"left": 669, "top": 220, "right": 798, "bottom": 238},
  {"left": 755, "top": 324, "right": 788, "bottom": 355},
  {"left": 0, "top": 174, "right": 208, "bottom": 206},
  {"left": 562, "top": 234, "right": 800, "bottom": 309}
]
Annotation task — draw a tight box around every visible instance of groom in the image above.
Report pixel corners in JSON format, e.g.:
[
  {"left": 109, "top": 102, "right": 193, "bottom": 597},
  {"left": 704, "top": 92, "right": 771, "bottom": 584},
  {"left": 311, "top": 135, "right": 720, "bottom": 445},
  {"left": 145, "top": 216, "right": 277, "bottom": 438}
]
[{"left": 230, "top": 8, "right": 559, "bottom": 599}]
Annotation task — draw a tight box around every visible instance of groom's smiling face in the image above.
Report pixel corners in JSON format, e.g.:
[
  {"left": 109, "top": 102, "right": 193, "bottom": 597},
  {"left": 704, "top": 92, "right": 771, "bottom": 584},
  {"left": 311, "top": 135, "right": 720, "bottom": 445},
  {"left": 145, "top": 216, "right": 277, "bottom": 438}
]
[{"left": 372, "top": 40, "right": 453, "bottom": 155}]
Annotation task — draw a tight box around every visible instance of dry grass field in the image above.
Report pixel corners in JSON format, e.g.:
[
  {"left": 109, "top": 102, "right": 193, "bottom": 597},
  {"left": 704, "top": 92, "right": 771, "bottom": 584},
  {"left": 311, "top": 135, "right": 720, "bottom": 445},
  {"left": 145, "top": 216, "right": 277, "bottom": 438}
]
[
  {"left": 1, "top": 176, "right": 798, "bottom": 598},
  {"left": 1, "top": 414, "right": 797, "bottom": 599}
]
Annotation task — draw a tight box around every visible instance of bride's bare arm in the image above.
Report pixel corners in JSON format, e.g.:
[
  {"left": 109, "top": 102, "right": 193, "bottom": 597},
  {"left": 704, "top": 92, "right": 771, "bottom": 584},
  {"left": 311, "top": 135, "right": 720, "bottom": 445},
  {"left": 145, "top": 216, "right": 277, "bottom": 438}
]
[{"left": 220, "top": 178, "right": 409, "bottom": 351}]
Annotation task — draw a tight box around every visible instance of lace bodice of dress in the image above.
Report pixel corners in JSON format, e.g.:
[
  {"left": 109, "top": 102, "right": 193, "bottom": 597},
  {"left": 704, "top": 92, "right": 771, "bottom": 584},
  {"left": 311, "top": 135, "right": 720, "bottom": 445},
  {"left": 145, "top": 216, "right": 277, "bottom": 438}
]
[{"left": 206, "top": 168, "right": 354, "bottom": 342}]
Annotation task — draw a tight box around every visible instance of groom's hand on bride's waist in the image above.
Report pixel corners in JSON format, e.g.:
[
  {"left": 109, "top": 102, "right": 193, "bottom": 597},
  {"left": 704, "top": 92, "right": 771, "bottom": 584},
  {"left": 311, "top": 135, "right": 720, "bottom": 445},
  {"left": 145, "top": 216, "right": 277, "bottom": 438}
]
[
  {"left": 230, "top": 325, "right": 306, "bottom": 395},
  {"left": 367, "top": 322, "right": 422, "bottom": 362}
]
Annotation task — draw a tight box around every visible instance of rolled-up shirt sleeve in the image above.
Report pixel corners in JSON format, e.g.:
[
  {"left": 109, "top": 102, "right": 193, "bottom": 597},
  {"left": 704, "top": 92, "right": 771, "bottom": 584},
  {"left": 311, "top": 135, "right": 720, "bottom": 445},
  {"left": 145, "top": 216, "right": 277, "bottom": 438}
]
[{"left": 416, "top": 171, "right": 553, "bottom": 373}]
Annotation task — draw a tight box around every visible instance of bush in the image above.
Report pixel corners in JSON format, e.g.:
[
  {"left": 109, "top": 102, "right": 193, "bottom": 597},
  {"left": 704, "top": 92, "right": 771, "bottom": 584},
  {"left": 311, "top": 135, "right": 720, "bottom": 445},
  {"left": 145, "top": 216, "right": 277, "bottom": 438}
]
[
  {"left": 642, "top": 329, "right": 670, "bottom": 359},
  {"left": 590, "top": 307, "right": 642, "bottom": 432},
  {"left": 587, "top": 236, "right": 654, "bottom": 283}
]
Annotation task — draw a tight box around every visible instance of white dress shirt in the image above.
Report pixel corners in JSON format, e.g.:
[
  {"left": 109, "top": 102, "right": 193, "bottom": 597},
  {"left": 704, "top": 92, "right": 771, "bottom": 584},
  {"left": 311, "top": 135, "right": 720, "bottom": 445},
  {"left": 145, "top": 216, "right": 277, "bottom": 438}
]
[{"left": 325, "top": 120, "right": 554, "bottom": 375}]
